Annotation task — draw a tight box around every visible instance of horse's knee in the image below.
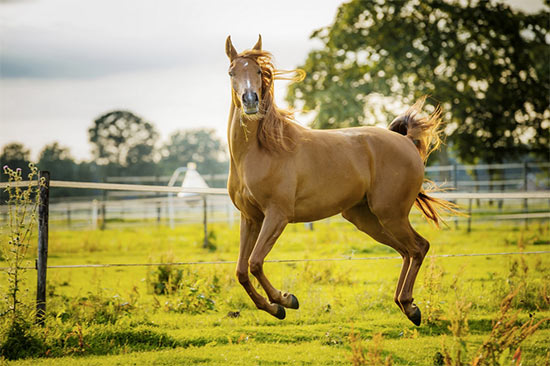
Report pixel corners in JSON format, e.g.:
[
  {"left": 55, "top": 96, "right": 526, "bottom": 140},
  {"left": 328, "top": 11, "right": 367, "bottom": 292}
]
[
  {"left": 236, "top": 269, "right": 249, "bottom": 285},
  {"left": 249, "top": 260, "right": 263, "bottom": 277}
]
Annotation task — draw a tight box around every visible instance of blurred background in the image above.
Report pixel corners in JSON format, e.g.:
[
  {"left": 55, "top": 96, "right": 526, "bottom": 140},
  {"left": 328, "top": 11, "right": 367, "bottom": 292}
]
[{"left": 0, "top": 0, "right": 548, "bottom": 229}]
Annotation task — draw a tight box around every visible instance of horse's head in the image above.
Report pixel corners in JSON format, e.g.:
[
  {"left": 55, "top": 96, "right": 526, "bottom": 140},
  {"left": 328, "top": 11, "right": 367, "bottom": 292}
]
[{"left": 225, "top": 35, "right": 264, "bottom": 115}]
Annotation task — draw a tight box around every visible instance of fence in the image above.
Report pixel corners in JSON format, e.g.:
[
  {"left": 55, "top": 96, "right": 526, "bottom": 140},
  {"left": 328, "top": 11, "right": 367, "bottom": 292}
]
[
  {"left": 0, "top": 171, "right": 549, "bottom": 325},
  {"left": 104, "top": 162, "right": 550, "bottom": 192}
]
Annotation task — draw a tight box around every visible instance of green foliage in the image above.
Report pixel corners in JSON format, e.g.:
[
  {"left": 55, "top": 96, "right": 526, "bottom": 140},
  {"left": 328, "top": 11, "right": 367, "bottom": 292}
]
[
  {"left": 287, "top": 0, "right": 550, "bottom": 164},
  {"left": 158, "top": 272, "right": 220, "bottom": 314},
  {"left": 0, "top": 143, "right": 31, "bottom": 179},
  {"left": 0, "top": 164, "right": 45, "bottom": 360},
  {"left": 1, "top": 164, "right": 41, "bottom": 326},
  {"left": 348, "top": 331, "right": 393, "bottom": 366},
  {"left": 441, "top": 277, "right": 473, "bottom": 366},
  {"left": 147, "top": 256, "right": 221, "bottom": 314},
  {"left": 148, "top": 263, "right": 184, "bottom": 296},
  {"left": 0, "top": 321, "right": 45, "bottom": 360},
  {"left": 37, "top": 142, "right": 81, "bottom": 197},
  {"left": 58, "top": 291, "right": 136, "bottom": 325},
  {"left": 423, "top": 256, "right": 446, "bottom": 324},
  {"left": 159, "top": 129, "right": 228, "bottom": 178},
  {"left": 441, "top": 287, "right": 549, "bottom": 366},
  {"left": 88, "top": 110, "right": 160, "bottom": 176},
  {"left": 203, "top": 230, "right": 218, "bottom": 252}
]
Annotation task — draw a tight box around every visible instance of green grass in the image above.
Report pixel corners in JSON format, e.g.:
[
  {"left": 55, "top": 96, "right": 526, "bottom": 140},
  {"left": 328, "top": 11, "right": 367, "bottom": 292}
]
[{"left": 1, "top": 219, "right": 549, "bottom": 365}]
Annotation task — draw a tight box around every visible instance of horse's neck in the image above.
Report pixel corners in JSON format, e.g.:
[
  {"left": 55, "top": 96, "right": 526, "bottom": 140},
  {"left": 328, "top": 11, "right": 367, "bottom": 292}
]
[{"left": 228, "top": 103, "right": 260, "bottom": 163}]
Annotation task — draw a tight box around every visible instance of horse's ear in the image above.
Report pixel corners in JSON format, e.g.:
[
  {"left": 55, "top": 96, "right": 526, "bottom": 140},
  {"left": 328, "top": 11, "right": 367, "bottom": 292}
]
[
  {"left": 225, "top": 36, "right": 238, "bottom": 61},
  {"left": 252, "top": 34, "right": 262, "bottom": 51}
]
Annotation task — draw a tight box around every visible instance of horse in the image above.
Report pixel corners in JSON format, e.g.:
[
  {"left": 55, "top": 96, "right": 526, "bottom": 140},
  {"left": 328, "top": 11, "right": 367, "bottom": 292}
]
[{"left": 224, "top": 35, "right": 456, "bottom": 326}]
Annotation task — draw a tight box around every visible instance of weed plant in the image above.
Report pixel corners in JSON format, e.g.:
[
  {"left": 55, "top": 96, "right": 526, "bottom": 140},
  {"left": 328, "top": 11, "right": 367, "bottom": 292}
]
[{"left": 0, "top": 164, "right": 46, "bottom": 360}]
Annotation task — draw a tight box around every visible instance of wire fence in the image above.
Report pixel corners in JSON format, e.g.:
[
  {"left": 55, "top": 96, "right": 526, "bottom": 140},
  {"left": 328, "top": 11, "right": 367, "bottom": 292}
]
[
  {"left": 1, "top": 171, "right": 549, "bottom": 323},
  {"left": 2, "top": 250, "right": 549, "bottom": 271}
]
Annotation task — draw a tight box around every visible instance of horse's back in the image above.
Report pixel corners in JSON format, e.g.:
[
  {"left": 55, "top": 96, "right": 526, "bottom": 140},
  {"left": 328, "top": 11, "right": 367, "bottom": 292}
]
[{"left": 292, "top": 126, "right": 424, "bottom": 220}]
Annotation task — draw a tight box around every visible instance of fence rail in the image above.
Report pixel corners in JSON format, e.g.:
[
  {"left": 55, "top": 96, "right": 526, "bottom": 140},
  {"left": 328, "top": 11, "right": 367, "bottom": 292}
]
[
  {"left": 1, "top": 180, "right": 549, "bottom": 233},
  {"left": 2, "top": 179, "right": 549, "bottom": 198}
]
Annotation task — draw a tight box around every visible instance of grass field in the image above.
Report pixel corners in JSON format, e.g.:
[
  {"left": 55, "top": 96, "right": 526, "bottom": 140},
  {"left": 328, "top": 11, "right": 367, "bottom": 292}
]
[{"left": 1, "top": 217, "right": 549, "bottom": 365}]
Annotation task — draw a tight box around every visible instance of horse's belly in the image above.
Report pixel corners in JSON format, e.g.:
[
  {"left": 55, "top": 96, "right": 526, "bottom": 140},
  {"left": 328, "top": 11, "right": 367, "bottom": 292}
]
[{"left": 291, "top": 188, "right": 364, "bottom": 223}]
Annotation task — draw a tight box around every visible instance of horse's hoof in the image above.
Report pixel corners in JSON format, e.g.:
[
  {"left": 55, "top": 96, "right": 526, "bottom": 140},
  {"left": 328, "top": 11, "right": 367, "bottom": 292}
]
[
  {"left": 289, "top": 294, "right": 300, "bottom": 309},
  {"left": 407, "top": 306, "right": 421, "bottom": 326},
  {"left": 274, "top": 304, "right": 286, "bottom": 320}
]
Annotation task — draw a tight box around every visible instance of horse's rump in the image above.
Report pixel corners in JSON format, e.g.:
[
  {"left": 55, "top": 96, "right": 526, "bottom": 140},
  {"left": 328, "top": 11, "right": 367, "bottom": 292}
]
[{"left": 389, "top": 97, "right": 459, "bottom": 226}]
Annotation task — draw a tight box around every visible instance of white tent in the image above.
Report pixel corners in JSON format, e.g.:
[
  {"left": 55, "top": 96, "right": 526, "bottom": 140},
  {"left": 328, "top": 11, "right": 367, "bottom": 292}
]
[{"left": 177, "top": 162, "right": 209, "bottom": 198}]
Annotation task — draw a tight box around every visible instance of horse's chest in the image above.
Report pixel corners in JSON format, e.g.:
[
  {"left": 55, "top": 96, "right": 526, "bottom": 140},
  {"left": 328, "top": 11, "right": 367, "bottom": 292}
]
[{"left": 228, "top": 173, "right": 264, "bottom": 220}]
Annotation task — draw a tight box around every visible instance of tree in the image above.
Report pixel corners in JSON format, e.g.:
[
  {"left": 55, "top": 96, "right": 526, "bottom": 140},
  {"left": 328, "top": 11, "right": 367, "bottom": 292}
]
[
  {"left": 160, "top": 129, "right": 228, "bottom": 178},
  {"left": 287, "top": 0, "right": 549, "bottom": 164},
  {"left": 88, "top": 110, "right": 159, "bottom": 176},
  {"left": 0, "top": 143, "right": 31, "bottom": 176},
  {"left": 36, "top": 143, "right": 80, "bottom": 196},
  {"left": 37, "top": 142, "right": 77, "bottom": 179}
]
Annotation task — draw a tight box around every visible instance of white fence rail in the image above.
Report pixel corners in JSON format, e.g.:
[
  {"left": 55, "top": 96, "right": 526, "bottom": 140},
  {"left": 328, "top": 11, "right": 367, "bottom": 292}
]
[{"left": 1, "top": 179, "right": 549, "bottom": 232}]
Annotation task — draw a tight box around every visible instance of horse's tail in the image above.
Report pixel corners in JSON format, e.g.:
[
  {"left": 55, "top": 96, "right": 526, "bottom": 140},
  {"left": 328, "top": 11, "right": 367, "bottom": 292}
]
[
  {"left": 414, "top": 182, "right": 461, "bottom": 227},
  {"left": 388, "top": 96, "right": 461, "bottom": 226},
  {"left": 388, "top": 96, "right": 442, "bottom": 162}
]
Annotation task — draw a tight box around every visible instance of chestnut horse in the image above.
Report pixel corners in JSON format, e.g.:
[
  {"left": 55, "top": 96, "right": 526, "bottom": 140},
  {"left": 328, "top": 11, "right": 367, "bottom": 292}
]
[{"left": 225, "top": 35, "right": 455, "bottom": 325}]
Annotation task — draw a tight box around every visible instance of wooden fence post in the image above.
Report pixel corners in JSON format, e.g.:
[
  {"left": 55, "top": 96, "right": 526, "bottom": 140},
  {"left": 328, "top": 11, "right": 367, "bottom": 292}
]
[
  {"left": 453, "top": 164, "right": 459, "bottom": 229},
  {"left": 203, "top": 195, "right": 208, "bottom": 248},
  {"left": 100, "top": 178, "right": 107, "bottom": 230},
  {"left": 523, "top": 162, "right": 529, "bottom": 229},
  {"left": 467, "top": 198, "right": 473, "bottom": 233},
  {"left": 66, "top": 203, "right": 71, "bottom": 228},
  {"left": 36, "top": 171, "right": 50, "bottom": 326},
  {"left": 91, "top": 199, "right": 98, "bottom": 230}
]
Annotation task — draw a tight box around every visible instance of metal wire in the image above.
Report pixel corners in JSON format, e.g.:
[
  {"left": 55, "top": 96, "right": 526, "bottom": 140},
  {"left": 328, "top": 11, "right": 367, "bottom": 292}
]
[{"left": 1, "top": 250, "right": 549, "bottom": 271}]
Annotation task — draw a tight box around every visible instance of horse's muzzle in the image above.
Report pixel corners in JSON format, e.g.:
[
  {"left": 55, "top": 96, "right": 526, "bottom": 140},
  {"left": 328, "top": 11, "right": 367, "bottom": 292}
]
[{"left": 242, "top": 91, "right": 259, "bottom": 114}]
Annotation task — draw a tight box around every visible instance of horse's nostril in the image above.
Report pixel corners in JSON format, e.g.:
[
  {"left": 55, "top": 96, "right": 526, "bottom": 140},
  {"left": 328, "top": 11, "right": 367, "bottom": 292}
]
[{"left": 243, "top": 92, "right": 258, "bottom": 105}]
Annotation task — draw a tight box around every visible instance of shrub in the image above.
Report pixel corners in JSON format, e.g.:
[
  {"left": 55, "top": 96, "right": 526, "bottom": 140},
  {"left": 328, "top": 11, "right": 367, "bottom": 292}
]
[
  {"left": 0, "top": 321, "right": 45, "bottom": 360},
  {"left": 422, "top": 256, "right": 445, "bottom": 324},
  {"left": 147, "top": 258, "right": 221, "bottom": 314},
  {"left": 1, "top": 164, "right": 41, "bottom": 326},
  {"left": 0, "top": 164, "right": 46, "bottom": 360},
  {"left": 348, "top": 329, "right": 393, "bottom": 366}
]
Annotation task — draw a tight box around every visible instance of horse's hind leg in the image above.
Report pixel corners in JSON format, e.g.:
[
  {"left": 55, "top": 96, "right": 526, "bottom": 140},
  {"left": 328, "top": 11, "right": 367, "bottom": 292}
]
[
  {"left": 394, "top": 224, "right": 430, "bottom": 324},
  {"left": 342, "top": 204, "right": 409, "bottom": 309},
  {"left": 342, "top": 203, "right": 428, "bottom": 326}
]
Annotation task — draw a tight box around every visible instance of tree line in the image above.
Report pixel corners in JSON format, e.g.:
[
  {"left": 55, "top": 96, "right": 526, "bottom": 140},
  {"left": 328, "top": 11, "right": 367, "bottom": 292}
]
[{"left": 1, "top": 110, "right": 228, "bottom": 196}]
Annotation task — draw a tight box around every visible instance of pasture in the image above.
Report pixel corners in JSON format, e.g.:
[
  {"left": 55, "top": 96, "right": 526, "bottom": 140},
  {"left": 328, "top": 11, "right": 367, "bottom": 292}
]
[{"left": 1, "top": 218, "right": 549, "bottom": 365}]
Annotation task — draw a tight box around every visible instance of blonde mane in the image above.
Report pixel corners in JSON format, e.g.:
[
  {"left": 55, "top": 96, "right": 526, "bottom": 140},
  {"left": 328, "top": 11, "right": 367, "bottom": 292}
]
[{"left": 237, "top": 50, "right": 305, "bottom": 153}]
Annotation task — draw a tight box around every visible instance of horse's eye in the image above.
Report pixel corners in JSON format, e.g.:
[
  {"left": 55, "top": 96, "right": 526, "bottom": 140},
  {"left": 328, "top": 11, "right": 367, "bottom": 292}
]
[
  {"left": 228, "top": 71, "right": 234, "bottom": 77},
  {"left": 257, "top": 70, "right": 261, "bottom": 75}
]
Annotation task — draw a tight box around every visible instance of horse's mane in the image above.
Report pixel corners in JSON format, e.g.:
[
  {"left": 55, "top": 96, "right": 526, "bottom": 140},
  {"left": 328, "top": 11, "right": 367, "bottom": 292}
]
[{"left": 237, "top": 50, "right": 305, "bottom": 153}]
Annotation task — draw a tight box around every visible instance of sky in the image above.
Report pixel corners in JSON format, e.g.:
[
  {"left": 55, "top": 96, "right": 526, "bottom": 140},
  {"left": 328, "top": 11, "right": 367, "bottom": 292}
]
[{"left": 0, "top": 0, "right": 545, "bottom": 161}]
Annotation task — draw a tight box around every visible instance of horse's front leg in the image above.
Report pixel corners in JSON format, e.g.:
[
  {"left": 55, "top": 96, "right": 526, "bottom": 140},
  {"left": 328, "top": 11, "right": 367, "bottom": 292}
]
[
  {"left": 249, "top": 209, "right": 299, "bottom": 320},
  {"left": 235, "top": 214, "right": 283, "bottom": 318}
]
